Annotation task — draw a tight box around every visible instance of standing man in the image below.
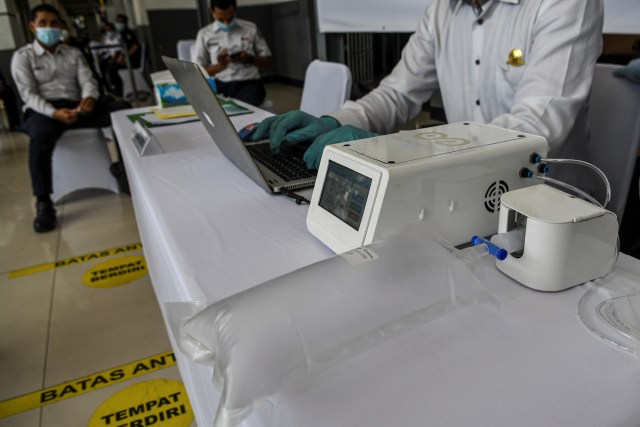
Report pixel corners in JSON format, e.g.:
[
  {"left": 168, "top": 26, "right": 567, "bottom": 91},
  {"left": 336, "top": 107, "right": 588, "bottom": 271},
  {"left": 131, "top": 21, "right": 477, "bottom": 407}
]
[
  {"left": 193, "top": 0, "right": 272, "bottom": 107},
  {"left": 99, "top": 21, "right": 124, "bottom": 95},
  {"left": 115, "top": 14, "right": 141, "bottom": 69},
  {"left": 11, "top": 4, "right": 130, "bottom": 233},
  {"left": 253, "top": 0, "right": 604, "bottom": 170}
]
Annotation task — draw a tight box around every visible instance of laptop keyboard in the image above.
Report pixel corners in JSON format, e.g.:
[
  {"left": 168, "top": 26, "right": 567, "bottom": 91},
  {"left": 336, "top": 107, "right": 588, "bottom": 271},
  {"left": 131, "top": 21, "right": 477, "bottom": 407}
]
[{"left": 247, "top": 143, "right": 316, "bottom": 182}]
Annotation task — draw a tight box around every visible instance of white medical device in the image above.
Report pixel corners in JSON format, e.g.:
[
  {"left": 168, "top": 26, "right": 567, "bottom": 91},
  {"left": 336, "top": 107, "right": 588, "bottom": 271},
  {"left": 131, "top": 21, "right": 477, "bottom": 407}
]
[
  {"left": 495, "top": 184, "right": 618, "bottom": 291},
  {"left": 306, "top": 122, "right": 548, "bottom": 253}
]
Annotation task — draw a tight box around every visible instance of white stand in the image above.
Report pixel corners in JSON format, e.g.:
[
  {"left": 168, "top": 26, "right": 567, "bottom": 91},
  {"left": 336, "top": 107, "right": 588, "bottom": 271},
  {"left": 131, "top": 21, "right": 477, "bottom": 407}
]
[{"left": 52, "top": 128, "right": 120, "bottom": 204}]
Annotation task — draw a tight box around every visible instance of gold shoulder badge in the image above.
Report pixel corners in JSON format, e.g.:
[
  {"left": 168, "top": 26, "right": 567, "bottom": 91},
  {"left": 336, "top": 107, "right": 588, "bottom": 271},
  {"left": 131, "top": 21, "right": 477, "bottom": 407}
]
[{"left": 507, "top": 48, "right": 525, "bottom": 66}]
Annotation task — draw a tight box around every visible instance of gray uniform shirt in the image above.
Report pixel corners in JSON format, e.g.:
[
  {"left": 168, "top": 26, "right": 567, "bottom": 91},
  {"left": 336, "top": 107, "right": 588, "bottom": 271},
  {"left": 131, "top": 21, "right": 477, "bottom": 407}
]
[
  {"left": 11, "top": 40, "right": 99, "bottom": 118},
  {"left": 193, "top": 19, "right": 271, "bottom": 83}
]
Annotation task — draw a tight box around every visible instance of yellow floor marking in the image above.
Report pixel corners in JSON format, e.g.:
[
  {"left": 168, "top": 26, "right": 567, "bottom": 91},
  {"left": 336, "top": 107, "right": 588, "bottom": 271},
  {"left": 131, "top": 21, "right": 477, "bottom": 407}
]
[
  {"left": 0, "top": 350, "right": 176, "bottom": 419},
  {"left": 89, "top": 379, "right": 193, "bottom": 427},
  {"left": 7, "top": 243, "right": 143, "bottom": 279}
]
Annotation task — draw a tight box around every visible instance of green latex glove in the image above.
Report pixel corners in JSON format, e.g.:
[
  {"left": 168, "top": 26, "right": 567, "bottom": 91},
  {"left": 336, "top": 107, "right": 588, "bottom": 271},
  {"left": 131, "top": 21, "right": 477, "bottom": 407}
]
[
  {"left": 304, "top": 125, "right": 379, "bottom": 169},
  {"left": 252, "top": 110, "right": 340, "bottom": 154}
]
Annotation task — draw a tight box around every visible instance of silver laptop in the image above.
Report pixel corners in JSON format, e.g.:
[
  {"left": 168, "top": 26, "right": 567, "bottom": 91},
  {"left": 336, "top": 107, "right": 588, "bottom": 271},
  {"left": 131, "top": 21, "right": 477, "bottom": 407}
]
[{"left": 162, "top": 56, "right": 316, "bottom": 193}]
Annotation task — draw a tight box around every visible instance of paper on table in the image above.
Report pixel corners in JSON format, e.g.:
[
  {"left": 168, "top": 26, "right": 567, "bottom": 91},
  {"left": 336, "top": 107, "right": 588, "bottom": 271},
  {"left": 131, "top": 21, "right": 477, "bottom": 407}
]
[
  {"left": 140, "top": 113, "right": 200, "bottom": 126},
  {"left": 152, "top": 105, "right": 197, "bottom": 119}
]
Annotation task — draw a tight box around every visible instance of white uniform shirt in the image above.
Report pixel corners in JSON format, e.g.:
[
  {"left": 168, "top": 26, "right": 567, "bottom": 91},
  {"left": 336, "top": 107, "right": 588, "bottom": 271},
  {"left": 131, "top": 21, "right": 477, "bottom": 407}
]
[
  {"left": 193, "top": 19, "right": 271, "bottom": 83},
  {"left": 11, "top": 40, "right": 99, "bottom": 118},
  {"left": 101, "top": 32, "right": 124, "bottom": 58},
  {"left": 329, "top": 0, "right": 604, "bottom": 158}
]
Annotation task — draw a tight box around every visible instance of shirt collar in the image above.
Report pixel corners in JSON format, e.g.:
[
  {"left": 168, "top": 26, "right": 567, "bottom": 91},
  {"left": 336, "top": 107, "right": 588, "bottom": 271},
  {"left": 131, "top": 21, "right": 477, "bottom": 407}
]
[{"left": 32, "top": 38, "right": 61, "bottom": 56}]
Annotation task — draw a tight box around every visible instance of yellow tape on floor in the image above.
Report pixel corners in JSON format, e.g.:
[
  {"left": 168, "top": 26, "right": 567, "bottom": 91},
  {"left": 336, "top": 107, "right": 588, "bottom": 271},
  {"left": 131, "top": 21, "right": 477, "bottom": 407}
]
[
  {"left": 7, "top": 243, "right": 143, "bottom": 279},
  {"left": 89, "top": 379, "right": 193, "bottom": 427},
  {"left": 0, "top": 350, "right": 176, "bottom": 419}
]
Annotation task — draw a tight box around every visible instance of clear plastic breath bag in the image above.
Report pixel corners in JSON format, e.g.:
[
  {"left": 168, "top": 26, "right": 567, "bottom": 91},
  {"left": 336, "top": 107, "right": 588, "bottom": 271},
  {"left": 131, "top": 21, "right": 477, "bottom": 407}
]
[{"left": 166, "top": 234, "right": 497, "bottom": 427}]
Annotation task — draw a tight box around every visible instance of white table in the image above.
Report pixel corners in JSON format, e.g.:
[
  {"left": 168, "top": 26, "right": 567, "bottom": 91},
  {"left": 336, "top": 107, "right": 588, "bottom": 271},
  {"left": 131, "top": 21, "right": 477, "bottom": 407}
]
[{"left": 112, "top": 107, "right": 640, "bottom": 427}]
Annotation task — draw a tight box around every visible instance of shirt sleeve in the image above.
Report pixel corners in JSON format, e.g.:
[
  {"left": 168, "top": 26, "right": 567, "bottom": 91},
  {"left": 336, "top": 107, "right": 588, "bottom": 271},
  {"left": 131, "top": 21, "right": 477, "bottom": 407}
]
[
  {"left": 75, "top": 48, "right": 99, "bottom": 100},
  {"left": 489, "top": 0, "right": 603, "bottom": 153},
  {"left": 10, "top": 48, "right": 57, "bottom": 117},
  {"left": 193, "top": 29, "right": 210, "bottom": 67},
  {"left": 328, "top": 4, "right": 439, "bottom": 133},
  {"left": 253, "top": 28, "right": 271, "bottom": 58}
]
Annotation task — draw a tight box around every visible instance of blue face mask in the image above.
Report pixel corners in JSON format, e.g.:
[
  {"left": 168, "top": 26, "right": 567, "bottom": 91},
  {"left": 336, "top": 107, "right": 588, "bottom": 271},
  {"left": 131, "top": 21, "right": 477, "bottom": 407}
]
[
  {"left": 115, "top": 22, "right": 125, "bottom": 32},
  {"left": 216, "top": 19, "right": 237, "bottom": 32},
  {"left": 35, "top": 27, "right": 62, "bottom": 46}
]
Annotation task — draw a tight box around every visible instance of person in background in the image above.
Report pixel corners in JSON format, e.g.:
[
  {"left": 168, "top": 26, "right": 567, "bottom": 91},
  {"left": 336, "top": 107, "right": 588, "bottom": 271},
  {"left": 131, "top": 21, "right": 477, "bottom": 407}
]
[
  {"left": 252, "top": 0, "right": 604, "bottom": 171},
  {"left": 60, "top": 19, "right": 98, "bottom": 81},
  {"left": 11, "top": 4, "right": 130, "bottom": 233},
  {"left": 0, "top": 69, "right": 20, "bottom": 131},
  {"left": 193, "top": 0, "right": 272, "bottom": 107},
  {"left": 115, "top": 14, "right": 141, "bottom": 69},
  {"left": 99, "top": 21, "right": 125, "bottom": 96}
]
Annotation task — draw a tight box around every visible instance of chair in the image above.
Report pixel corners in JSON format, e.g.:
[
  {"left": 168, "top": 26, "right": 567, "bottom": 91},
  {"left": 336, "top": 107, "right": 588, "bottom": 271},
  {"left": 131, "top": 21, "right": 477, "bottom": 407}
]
[
  {"left": 299, "top": 60, "right": 352, "bottom": 117},
  {"left": 52, "top": 128, "right": 120, "bottom": 203},
  {"left": 177, "top": 39, "right": 196, "bottom": 61},
  {"left": 118, "top": 42, "right": 152, "bottom": 100},
  {"left": 586, "top": 63, "right": 640, "bottom": 222}
]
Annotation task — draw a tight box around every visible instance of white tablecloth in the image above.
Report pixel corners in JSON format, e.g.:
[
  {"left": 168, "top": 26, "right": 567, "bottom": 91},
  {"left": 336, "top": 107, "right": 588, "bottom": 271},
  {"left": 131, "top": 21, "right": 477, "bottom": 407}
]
[{"left": 112, "top": 107, "right": 640, "bottom": 427}]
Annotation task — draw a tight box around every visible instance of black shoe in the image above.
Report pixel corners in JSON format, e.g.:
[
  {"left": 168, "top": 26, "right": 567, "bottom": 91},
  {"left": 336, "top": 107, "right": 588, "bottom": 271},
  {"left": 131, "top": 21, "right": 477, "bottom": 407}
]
[{"left": 34, "top": 200, "right": 57, "bottom": 233}]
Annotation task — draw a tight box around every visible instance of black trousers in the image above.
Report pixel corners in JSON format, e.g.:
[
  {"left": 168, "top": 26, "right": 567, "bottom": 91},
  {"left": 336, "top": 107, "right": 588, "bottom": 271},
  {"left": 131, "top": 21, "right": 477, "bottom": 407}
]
[
  {"left": 216, "top": 79, "right": 266, "bottom": 107},
  {"left": 21, "top": 97, "right": 131, "bottom": 197},
  {"left": 103, "top": 61, "right": 125, "bottom": 96}
]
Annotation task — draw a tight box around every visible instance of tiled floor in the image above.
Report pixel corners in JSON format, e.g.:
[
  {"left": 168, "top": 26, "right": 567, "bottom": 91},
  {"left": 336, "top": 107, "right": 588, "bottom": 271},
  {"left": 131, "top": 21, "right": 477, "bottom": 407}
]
[
  {"left": 0, "top": 131, "right": 190, "bottom": 427},
  {"left": 0, "top": 83, "right": 302, "bottom": 427}
]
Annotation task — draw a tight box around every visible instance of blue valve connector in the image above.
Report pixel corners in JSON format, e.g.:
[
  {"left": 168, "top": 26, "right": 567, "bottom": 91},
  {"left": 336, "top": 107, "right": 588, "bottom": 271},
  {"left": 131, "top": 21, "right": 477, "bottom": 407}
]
[{"left": 470, "top": 236, "right": 508, "bottom": 261}]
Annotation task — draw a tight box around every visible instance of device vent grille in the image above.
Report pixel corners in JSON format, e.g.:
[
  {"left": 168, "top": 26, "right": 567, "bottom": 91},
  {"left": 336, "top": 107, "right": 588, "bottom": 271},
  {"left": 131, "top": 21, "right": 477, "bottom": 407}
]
[{"left": 484, "top": 180, "right": 509, "bottom": 213}]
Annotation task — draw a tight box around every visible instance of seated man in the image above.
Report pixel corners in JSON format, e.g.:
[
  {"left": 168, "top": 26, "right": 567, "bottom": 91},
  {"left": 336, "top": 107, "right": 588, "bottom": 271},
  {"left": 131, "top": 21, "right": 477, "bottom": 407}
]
[
  {"left": 253, "top": 0, "right": 604, "bottom": 170},
  {"left": 11, "top": 4, "right": 131, "bottom": 233},
  {"left": 193, "top": 0, "right": 272, "bottom": 107}
]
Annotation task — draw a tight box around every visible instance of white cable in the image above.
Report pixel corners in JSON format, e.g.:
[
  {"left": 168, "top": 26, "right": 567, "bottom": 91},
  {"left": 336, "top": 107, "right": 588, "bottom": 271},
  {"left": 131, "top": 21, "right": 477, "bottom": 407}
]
[{"left": 541, "top": 158, "right": 611, "bottom": 208}]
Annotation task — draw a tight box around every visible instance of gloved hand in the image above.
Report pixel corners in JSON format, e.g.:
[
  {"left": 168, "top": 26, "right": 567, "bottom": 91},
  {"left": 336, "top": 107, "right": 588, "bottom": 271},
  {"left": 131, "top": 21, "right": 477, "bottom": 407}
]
[
  {"left": 613, "top": 58, "right": 640, "bottom": 84},
  {"left": 252, "top": 110, "right": 340, "bottom": 154},
  {"left": 303, "top": 125, "right": 379, "bottom": 169}
]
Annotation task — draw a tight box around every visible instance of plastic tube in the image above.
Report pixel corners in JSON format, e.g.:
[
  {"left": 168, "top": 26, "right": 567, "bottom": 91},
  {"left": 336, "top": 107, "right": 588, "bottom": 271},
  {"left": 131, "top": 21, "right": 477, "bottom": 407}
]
[
  {"left": 470, "top": 236, "right": 508, "bottom": 261},
  {"left": 532, "top": 173, "right": 603, "bottom": 208},
  {"left": 540, "top": 157, "right": 611, "bottom": 208},
  {"left": 490, "top": 228, "right": 525, "bottom": 254}
]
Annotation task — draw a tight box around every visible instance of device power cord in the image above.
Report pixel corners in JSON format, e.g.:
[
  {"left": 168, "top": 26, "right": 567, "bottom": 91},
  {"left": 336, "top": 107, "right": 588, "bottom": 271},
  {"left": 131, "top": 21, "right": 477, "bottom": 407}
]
[{"left": 283, "top": 189, "right": 310, "bottom": 205}]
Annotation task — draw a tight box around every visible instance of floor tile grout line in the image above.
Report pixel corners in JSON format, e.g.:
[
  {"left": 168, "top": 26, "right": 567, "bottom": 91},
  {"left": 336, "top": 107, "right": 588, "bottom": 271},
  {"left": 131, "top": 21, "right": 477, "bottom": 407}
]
[{"left": 38, "top": 224, "right": 62, "bottom": 427}]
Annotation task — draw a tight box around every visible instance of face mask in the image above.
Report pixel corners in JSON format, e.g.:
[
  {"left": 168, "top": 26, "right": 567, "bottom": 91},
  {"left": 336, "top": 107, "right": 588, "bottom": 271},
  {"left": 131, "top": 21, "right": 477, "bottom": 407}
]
[
  {"left": 35, "top": 27, "right": 62, "bottom": 46},
  {"left": 216, "top": 19, "right": 237, "bottom": 32},
  {"left": 115, "top": 22, "right": 125, "bottom": 32}
]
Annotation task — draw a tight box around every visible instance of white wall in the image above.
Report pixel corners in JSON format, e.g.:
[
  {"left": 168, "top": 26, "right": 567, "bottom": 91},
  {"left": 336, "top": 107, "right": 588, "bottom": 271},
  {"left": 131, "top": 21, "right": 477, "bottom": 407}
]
[
  {"left": 0, "top": 0, "right": 26, "bottom": 49},
  {"left": 132, "top": 0, "right": 197, "bottom": 26}
]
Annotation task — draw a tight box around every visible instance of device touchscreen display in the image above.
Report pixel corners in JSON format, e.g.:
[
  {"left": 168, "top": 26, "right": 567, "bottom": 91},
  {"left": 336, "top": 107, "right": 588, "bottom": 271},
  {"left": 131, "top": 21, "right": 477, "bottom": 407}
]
[{"left": 319, "top": 161, "right": 372, "bottom": 231}]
